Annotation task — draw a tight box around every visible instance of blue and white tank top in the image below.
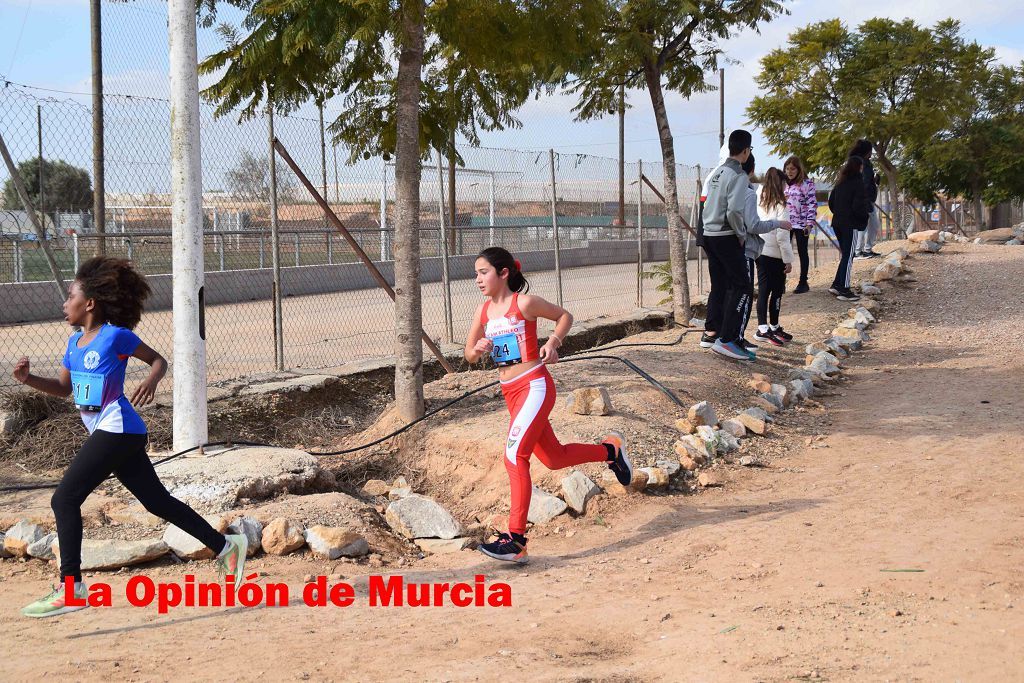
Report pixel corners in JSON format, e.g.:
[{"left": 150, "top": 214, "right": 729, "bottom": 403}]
[{"left": 62, "top": 324, "right": 147, "bottom": 435}]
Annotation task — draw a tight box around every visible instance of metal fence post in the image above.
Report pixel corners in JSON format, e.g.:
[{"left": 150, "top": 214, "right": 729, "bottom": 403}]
[
  {"left": 327, "top": 232, "right": 333, "bottom": 264},
  {"left": 14, "top": 239, "right": 23, "bottom": 283},
  {"left": 436, "top": 152, "right": 454, "bottom": 344},
  {"left": 268, "top": 103, "right": 284, "bottom": 371},
  {"left": 637, "top": 159, "right": 644, "bottom": 308},
  {"left": 294, "top": 232, "right": 300, "bottom": 267},
  {"left": 259, "top": 234, "right": 265, "bottom": 269},
  {"left": 73, "top": 232, "right": 80, "bottom": 273},
  {"left": 218, "top": 234, "right": 225, "bottom": 271},
  {"left": 549, "top": 149, "right": 563, "bottom": 307}
]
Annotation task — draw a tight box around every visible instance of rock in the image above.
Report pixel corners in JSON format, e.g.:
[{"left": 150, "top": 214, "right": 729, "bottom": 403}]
[
  {"left": 164, "top": 515, "right": 228, "bottom": 560},
  {"left": 27, "top": 532, "right": 57, "bottom": 560},
  {"left": 157, "top": 447, "right": 335, "bottom": 512},
  {"left": 747, "top": 378, "right": 772, "bottom": 393},
  {"left": 751, "top": 396, "right": 780, "bottom": 414},
  {"left": 385, "top": 494, "right": 463, "bottom": 539},
  {"left": 860, "top": 283, "right": 882, "bottom": 295},
  {"left": 415, "top": 538, "right": 471, "bottom": 554},
  {"left": 789, "top": 379, "right": 814, "bottom": 401},
  {"left": 738, "top": 408, "right": 769, "bottom": 435},
  {"left": 0, "top": 533, "right": 10, "bottom": 559},
  {"left": 677, "top": 453, "right": 702, "bottom": 472},
  {"left": 976, "top": 227, "right": 1015, "bottom": 244},
  {"left": 687, "top": 401, "right": 718, "bottom": 428},
  {"left": 808, "top": 351, "right": 842, "bottom": 377},
  {"left": 720, "top": 418, "right": 747, "bottom": 438},
  {"left": 304, "top": 526, "right": 370, "bottom": 559},
  {"left": 739, "top": 456, "right": 755, "bottom": 467},
  {"left": 806, "top": 342, "right": 831, "bottom": 356},
  {"left": 0, "top": 410, "right": 17, "bottom": 437},
  {"left": 486, "top": 514, "right": 509, "bottom": 531},
  {"left": 362, "top": 479, "right": 391, "bottom": 497},
  {"left": 873, "top": 260, "right": 901, "bottom": 282},
  {"left": 1007, "top": 238, "right": 1022, "bottom": 246},
  {"left": 838, "top": 317, "right": 867, "bottom": 331},
  {"left": 654, "top": 460, "right": 682, "bottom": 477},
  {"left": 674, "top": 418, "right": 696, "bottom": 435},
  {"left": 858, "top": 299, "right": 880, "bottom": 314},
  {"left": 769, "top": 383, "right": 789, "bottom": 407},
  {"left": 567, "top": 387, "right": 613, "bottom": 416},
  {"left": 830, "top": 329, "right": 866, "bottom": 351},
  {"left": 262, "top": 517, "right": 306, "bottom": 555},
  {"left": 388, "top": 487, "right": 413, "bottom": 501},
  {"left": 3, "top": 520, "right": 46, "bottom": 558},
  {"left": 528, "top": 487, "right": 568, "bottom": 524},
  {"left": 638, "top": 467, "right": 670, "bottom": 488},
  {"left": 227, "top": 516, "right": 263, "bottom": 557},
  {"left": 697, "top": 472, "right": 722, "bottom": 487},
  {"left": 53, "top": 538, "right": 169, "bottom": 571},
  {"left": 760, "top": 391, "right": 784, "bottom": 410},
  {"left": 696, "top": 425, "right": 717, "bottom": 443},
  {"left": 907, "top": 229, "right": 941, "bottom": 243},
  {"left": 601, "top": 469, "right": 648, "bottom": 495},
  {"left": 850, "top": 306, "right": 877, "bottom": 323},
  {"left": 105, "top": 504, "right": 163, "bottom": 528},
  {"left": 714, "top": 430, "right": 741, "bottom": 453},
  {"left": 561, "top": 471, "right": 600, "bottom": 514},
  {"left": 890, "top": 247, "right": 910, "bottom": 259},
  {"left": 910, "top": 240, "right": 941, "bottom": 254}
]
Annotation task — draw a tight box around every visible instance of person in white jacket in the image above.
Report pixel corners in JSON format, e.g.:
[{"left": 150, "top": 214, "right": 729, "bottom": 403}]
[{"left": 753, "top": 167, "right": 796, "bottom": 346}]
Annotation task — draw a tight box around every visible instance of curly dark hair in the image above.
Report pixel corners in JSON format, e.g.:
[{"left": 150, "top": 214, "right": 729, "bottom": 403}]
[{"left": 75, "top": 257, "right": 151, "bottom": 329}]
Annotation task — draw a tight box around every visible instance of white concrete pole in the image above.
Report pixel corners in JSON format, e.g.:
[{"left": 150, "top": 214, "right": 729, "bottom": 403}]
[{"left": 168, "top": 0, "right": 208, "bottom": 452}]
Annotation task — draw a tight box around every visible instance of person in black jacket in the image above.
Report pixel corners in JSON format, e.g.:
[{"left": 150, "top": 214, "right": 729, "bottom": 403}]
[
  {"left": 849, "top": 139, "right": 880, "bottom": 259},
  {"left": 827, "top": 157, "right": 869, "bottom": 301}
]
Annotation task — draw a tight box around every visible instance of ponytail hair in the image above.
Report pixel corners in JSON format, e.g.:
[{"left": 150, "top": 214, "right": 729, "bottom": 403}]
[{"left": 478, "top": 246, "right": 529, "bottom": 293}]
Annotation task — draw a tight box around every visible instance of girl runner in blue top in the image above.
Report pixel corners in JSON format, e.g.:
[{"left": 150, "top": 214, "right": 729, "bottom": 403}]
[{"left": 12, "top": 257, "right": 248, "bottom": 618}]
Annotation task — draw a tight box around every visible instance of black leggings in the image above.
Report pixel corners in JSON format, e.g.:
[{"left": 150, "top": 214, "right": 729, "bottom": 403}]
[
  {"left": 756, "top": 256, "right": 786, "bottom": 326},
  {"left": 52, "top": 430, "right": 225, "bottom": 581},
  {"left": 791, "top": 229, "right": 810, "bottom": 283}
]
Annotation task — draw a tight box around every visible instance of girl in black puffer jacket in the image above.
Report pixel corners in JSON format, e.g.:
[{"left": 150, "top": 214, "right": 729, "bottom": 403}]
[{"left": 827, "top": 157, "right": 869, "bottom": 301}]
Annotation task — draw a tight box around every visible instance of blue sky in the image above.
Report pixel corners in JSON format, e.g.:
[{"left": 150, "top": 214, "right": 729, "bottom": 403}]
[{"left": 1, "top": 0, "right": 1022, "bottom": 176}]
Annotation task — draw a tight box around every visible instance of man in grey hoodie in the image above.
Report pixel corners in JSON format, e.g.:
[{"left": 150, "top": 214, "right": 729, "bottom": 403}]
[{"left": 701, "top": 130, "right": 772, "bottom": 361}]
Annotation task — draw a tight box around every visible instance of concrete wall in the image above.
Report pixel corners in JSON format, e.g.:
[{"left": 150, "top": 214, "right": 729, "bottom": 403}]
[{"left": 2, "top": 239, "right": 671, "bottom": 324}]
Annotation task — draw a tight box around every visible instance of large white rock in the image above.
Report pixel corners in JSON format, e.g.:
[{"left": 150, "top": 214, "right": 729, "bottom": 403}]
[
  {"left": 53, "top": 538, "right": 169, "bottom": 571},
  {"left": 385, "top": 494, "right": 462, "bottom": 540},
  {"left": 3, "top": 520, "right": 45, "bottom": 558},
  {"left": 527, "top": 487, "right": 568, "bottom": 525},
  {"left": 567, "top": 387, "right": 613, "bottom": 415},
  {"left": 27, "top": 532, "right": 57, "bottom": 560},
  {"left": 227, "top": 516, "right": 263, "bottom": 557},
  {"left": 163, "top": 515, "right": 228, "bottom": 560},
  {"left": 687, "top": 401, "right": 718, "bottom": 428},
  {"left": 156, "top": 447, "right": 335, "bottom": 511},
  {"left": 304, "top": 526, "right": 369, "bottom": 559},
  {"left": 561, "top": 471, "right": 600, "bottom": 514}
]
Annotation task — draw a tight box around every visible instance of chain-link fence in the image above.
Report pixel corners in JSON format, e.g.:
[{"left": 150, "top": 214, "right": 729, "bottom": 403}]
[{"left": 2, "top": 83, "right": 724, "bottom": 392}]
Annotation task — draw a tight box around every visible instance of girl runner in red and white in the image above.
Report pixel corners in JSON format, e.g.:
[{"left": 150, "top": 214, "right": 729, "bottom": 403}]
[{"left": 464, "top": 247, "right": 632, "bottom": 564}]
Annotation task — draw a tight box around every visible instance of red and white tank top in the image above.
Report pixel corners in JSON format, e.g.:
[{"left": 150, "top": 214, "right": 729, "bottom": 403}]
[{"left": 481, "top": 293, "right": 539, "bottom": 364}]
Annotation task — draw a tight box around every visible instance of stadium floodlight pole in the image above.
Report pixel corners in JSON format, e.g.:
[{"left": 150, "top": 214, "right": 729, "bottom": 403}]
[{"left": 167, "top": 0, "right": 208, "bottom": 452}]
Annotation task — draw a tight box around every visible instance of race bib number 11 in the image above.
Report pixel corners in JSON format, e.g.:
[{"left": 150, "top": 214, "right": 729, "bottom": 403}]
[{"left": 70, "top": 371, "right": 105, "bottom": 411}]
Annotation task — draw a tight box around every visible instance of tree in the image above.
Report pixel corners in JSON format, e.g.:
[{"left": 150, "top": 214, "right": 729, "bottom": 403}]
[
  {"left": 570, "top": 0, "right": 786, "bottom": 324},
  {"left": 901, "top": 64, "right": 1024, "bottom": 230},
  {"left": 748, "top": 18, "right": 991, "bottom": 211},
  {"left": 2, "top": 157, "right": 93, "bottom": 215},
  {"left": 225, "top": 149, "right": 298, "bottom": 203},
  {"left": 197, "top": 0, "right": 603, "bottom": 420}
]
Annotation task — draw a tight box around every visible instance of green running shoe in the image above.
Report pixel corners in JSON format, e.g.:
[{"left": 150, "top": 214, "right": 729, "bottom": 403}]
[
  {"left": 21, "top": 582, "right": 89, "bottom": 619},
  {"left": 216, "top": 534, "right": 248, "bottom": 582}
]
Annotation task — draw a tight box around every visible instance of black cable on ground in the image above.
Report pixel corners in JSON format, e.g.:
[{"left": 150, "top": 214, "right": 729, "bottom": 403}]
[{"left": 0, "top": 326, "right": 698, "bottom": 493}]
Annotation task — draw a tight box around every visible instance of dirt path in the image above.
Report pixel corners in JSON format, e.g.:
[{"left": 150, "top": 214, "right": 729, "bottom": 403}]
[{"left": 1, "top": 244, "right": 1020, "bottom": 682}]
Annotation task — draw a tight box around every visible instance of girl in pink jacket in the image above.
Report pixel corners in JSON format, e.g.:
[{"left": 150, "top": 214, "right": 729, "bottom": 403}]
[{"left": 783, "top": 156, "right": 817, "bottom": 293}]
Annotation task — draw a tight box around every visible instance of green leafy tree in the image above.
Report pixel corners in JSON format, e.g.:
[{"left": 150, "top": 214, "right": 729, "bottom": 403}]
[
  {"left": 748, "top": 18, "right": 991, "bottom": 209},
  {"left": 901, "top": 64, "right": 1024, "bottom": 229},
  {"left": 2, "top": 157, "right": 93, "bottom": 215},
  {"left": 570, "top": 0, "right": 786, "bottom": 324},
  {"left": 196, "top": 0, "right": 599, "bottom": 419}
]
